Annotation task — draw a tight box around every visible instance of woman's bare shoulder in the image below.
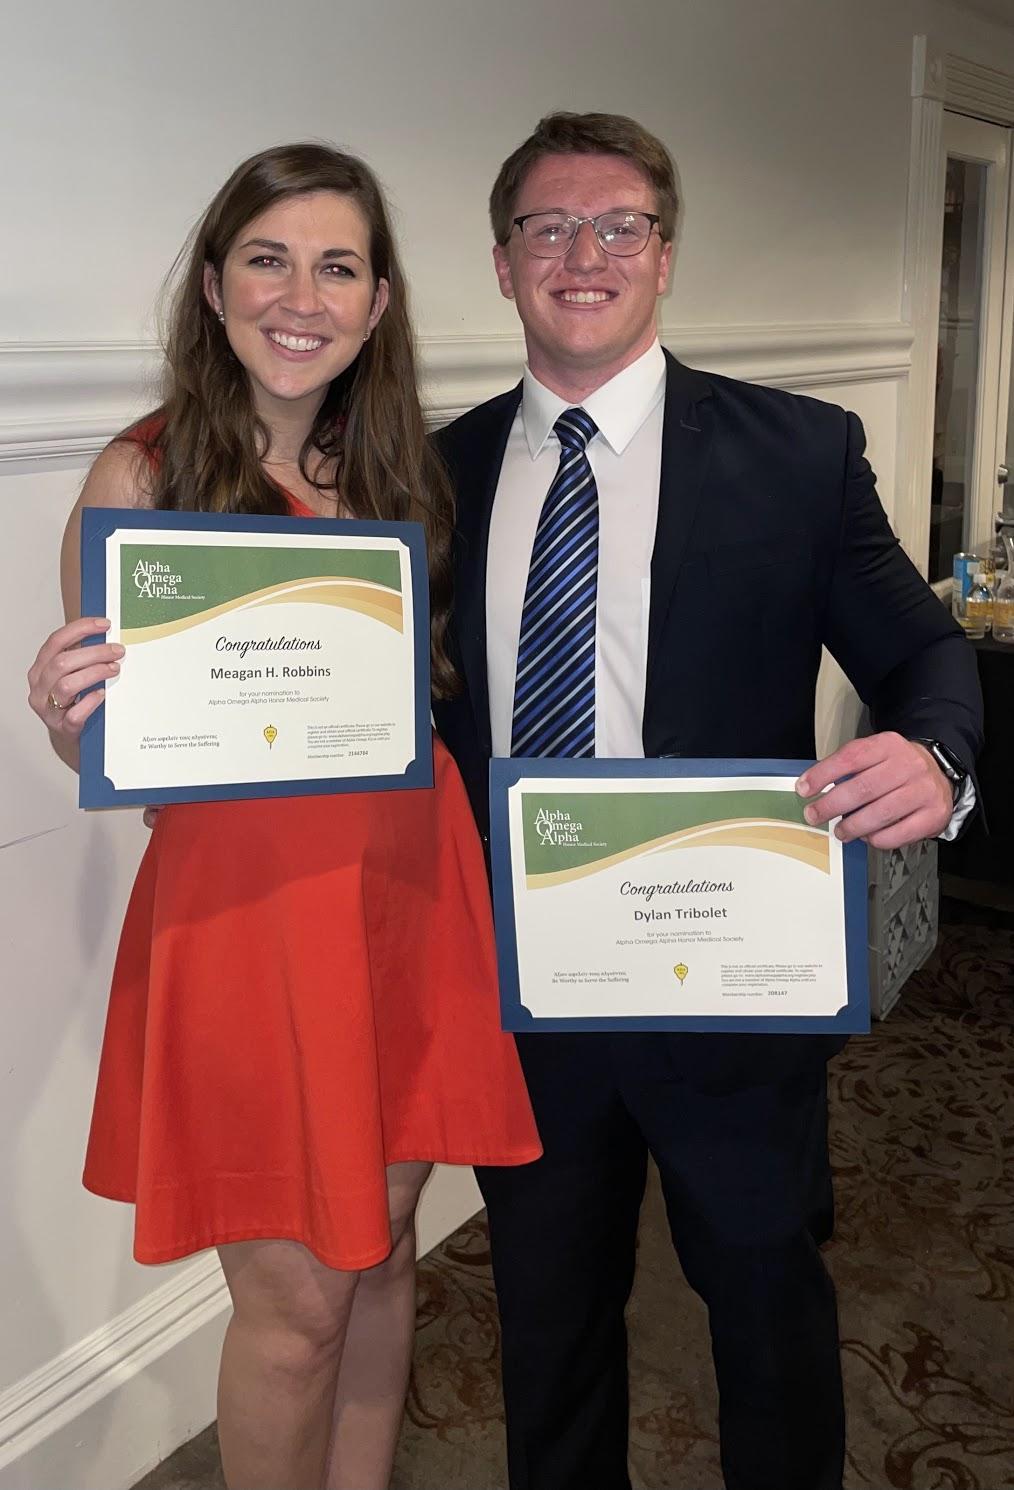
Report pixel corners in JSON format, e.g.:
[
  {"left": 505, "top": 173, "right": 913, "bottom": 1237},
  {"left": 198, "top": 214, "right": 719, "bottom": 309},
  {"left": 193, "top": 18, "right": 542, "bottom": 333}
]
[
  {"left": 60, "top": 435, "right": 158, "bottom": 619},
  {"left": 78, "top": 435, "right": 155, "bottom": 510}
]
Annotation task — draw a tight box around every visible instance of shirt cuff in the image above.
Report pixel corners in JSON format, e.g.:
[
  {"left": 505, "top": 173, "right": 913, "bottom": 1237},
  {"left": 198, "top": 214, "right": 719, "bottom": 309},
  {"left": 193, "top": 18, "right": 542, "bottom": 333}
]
[{"left": 938, "top": 775, "right": 977, "bottom": 842}]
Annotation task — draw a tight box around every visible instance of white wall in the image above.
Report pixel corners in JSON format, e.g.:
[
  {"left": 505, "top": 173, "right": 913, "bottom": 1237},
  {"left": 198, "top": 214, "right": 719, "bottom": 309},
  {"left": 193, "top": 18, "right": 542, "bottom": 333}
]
[
  {"left": 2, "top": 1, "right": 1010, "bottom": 1485},
  {"left": 7, "top": 0, "right": 1013, "bottom": 348}
]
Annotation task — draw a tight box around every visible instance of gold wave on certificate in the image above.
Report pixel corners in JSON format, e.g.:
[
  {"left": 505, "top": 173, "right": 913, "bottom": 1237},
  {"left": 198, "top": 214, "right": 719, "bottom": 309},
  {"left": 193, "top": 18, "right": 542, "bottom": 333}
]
[
  {"left": 120, "top": 577, "right": 404, "bottom": 644},
  {"left": 526, "top": 818, "right": 830, "bottom": 889}
]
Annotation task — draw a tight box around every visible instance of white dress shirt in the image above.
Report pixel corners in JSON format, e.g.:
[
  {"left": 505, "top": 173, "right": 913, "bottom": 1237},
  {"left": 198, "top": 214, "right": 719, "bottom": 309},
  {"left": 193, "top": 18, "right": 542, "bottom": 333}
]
[
  {"left": 484, "top": 337, "right": 973, "bottom": 838},
  {"left": 486, "top": 340, "right": 665, "bottom": 759}
]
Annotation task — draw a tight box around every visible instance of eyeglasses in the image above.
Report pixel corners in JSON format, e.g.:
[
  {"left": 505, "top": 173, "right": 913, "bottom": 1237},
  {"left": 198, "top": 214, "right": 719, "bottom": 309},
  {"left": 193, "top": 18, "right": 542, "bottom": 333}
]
[{"left": 512, "top": 210, "right": 661, "bottom": 258}]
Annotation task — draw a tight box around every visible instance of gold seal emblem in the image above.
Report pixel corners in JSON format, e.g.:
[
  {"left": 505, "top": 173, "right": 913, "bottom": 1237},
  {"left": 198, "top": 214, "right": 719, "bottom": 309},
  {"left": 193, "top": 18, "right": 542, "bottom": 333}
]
[
  {"left": 674, "top": 962, "right": 689, "bottom": 985},
  {"left": 263, "top": 724, "right": 278, "bottom": 749}
]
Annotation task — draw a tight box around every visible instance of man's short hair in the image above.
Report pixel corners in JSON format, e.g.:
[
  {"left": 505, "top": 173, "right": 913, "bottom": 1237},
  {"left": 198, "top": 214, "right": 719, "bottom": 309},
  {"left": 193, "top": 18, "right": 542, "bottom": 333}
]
[{"left": 489, "top": 111, "right": 679, "bottom": 246}]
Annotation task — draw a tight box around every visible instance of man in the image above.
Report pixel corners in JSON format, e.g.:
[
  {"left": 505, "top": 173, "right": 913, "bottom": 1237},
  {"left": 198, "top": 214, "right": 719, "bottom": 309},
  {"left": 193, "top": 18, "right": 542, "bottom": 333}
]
[{"left": 433, "top": 112, "right": 982, "bottom": 1490}]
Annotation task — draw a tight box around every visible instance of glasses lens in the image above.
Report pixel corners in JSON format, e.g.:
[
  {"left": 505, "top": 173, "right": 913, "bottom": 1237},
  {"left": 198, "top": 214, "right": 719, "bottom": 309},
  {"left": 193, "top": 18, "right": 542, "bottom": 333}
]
[
  {"left": 596, "top": 212, "right": 653, "bottom": 254},
  {"left": 521, "top": 213, "right": 575, "bottom": 256}
]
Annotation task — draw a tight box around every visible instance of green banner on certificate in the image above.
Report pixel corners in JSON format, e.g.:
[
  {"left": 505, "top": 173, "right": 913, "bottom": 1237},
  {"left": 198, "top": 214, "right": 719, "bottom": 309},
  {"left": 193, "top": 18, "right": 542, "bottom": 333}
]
[
  {"left": 521, "top": 788, "right": 825, "bottom": 881},
  {"left": 120, "top": 544, "right": 402, "bottom": 630}
]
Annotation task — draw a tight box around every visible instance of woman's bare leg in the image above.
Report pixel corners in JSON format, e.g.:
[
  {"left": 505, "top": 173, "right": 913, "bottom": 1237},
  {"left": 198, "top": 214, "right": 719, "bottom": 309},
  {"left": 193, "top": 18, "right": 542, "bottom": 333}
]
[
  {"left": 216, "top": 1238, "right": 361, "bottom": 1490},
  {"left": 324, "top": 1161, "right": 433, "bottom": 1490}
]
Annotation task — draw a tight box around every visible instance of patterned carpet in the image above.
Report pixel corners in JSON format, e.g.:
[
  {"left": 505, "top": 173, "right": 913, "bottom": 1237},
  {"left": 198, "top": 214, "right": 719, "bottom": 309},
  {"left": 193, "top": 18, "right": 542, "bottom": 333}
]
[{"left": 138, "top": 903, "right": 1014, "bottom": 1490}]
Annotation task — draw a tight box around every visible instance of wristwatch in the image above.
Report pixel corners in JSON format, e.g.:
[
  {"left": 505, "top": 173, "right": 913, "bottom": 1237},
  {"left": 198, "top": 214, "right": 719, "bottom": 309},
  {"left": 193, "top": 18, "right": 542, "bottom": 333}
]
[{"left": 911, "top": 738, "right": 968, "bottom": 803}]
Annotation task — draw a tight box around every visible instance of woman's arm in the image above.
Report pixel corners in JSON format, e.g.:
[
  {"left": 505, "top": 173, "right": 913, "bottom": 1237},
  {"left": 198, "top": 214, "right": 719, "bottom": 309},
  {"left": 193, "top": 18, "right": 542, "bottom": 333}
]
[{"left": 27, "top": 440, "right": 150, "bottom": 772}]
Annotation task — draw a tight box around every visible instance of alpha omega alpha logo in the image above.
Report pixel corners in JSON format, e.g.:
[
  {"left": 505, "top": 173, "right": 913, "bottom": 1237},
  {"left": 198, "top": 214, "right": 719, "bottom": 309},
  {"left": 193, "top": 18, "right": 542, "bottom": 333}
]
[
  {"left": 533, "top": 807, "right": 585, "bottom": 847},
  {"left": 132, "top": 557, "right": 184, "bottom": 600}
]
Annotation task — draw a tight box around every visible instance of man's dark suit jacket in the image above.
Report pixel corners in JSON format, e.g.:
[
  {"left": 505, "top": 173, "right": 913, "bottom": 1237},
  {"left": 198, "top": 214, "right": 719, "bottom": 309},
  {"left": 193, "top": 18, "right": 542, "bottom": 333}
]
[{"left": 433, "top": 349, "right": 983, "bottom": 1087}]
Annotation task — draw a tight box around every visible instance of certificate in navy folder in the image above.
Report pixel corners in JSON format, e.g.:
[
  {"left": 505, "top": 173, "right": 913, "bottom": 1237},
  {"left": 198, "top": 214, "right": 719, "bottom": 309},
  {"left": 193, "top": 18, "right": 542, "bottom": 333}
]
[
  {"left": 490, "top": 756, "right": 870, "bottom": 1034},
  {"left": 79, "top": 508, "right": 432, "bottom": 807}
]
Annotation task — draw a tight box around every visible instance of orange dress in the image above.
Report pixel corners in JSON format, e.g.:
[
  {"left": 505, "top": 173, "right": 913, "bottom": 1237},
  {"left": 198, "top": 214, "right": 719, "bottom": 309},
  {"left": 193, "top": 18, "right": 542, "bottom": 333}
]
[{"left": 83, "top": 490, "right": 540, "bottom": 1270}]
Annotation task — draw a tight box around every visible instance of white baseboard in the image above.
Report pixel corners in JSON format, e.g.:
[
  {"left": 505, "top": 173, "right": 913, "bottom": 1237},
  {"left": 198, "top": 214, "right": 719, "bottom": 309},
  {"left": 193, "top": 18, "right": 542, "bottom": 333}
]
[
  {"left": 0, "top": 1255, "right": 228, "bottom": 1490},
  {"left": 0, "top": 1167, "right": 483, "bottom": 1490}
]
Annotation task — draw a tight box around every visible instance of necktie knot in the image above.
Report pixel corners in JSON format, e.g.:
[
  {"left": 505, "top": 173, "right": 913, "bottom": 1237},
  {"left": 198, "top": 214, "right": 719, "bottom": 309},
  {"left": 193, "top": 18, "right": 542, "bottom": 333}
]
[{"left": 553, "top": 407, "right": 597, "bottom": 454}]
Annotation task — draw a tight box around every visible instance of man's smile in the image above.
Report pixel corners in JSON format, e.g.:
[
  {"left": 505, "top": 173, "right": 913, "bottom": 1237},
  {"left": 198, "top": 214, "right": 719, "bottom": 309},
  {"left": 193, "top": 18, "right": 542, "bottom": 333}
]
[{"left": 553, "top": 289, "right": 616, "bottom": 305}]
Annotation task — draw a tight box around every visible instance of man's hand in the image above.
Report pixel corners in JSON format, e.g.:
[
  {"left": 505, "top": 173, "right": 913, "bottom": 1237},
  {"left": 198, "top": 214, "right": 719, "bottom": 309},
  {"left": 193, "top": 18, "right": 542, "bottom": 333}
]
[{"left": 796, "top": 732, "right": 955, "bottom": 849}]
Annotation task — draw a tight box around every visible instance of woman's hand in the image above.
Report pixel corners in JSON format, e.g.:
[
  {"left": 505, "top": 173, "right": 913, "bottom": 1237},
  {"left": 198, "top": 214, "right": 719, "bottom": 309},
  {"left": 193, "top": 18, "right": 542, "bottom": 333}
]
[{"left": 27, "top": 617, "right": 124, "bottom": 741}]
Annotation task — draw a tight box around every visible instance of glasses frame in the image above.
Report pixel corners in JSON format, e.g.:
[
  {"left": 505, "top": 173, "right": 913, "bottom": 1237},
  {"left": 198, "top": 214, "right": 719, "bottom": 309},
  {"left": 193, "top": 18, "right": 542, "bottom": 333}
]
[{"left": 511, "top": 210, "right": 661, "bottom": 258}]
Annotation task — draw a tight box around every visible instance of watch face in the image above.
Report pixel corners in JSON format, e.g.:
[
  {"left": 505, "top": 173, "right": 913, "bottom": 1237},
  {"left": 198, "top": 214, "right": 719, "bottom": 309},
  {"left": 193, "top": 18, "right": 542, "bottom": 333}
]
[
  {"left": 925, "top": 740, "right": 966, "bottom": 790},
  {"left": 937, "top": 746, "right": 963, "bottom": 779}
]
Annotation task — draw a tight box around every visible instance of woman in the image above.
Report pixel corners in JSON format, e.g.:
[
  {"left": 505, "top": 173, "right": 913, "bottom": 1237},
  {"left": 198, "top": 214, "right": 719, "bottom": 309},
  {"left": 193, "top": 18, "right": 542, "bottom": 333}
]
[{"left": 26, "top": 143, "right": 539, "bottom": 1490}]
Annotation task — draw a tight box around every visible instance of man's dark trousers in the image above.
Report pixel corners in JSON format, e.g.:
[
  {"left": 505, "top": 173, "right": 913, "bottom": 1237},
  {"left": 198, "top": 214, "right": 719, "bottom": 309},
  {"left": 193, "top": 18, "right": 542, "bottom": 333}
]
[{"left": 477, "top": 1031, "right": 843, "bottom": 1490}]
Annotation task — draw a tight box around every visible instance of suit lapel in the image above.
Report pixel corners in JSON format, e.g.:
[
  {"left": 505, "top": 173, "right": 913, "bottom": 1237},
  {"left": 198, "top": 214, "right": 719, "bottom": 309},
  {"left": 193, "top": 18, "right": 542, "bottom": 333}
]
[
  {"left": 453, "top": 386, "right": 522, "bottom": 755},
  {"left": 645, "top": 352, "right": 715, "bottom": 699}
]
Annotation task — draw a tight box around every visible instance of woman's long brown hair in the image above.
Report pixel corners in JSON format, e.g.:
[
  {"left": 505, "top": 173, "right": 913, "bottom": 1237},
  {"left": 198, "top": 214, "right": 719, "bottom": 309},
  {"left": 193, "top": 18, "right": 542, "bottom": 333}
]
[{"left": 131, "top": 143, "right": 457, "bottom": 697}]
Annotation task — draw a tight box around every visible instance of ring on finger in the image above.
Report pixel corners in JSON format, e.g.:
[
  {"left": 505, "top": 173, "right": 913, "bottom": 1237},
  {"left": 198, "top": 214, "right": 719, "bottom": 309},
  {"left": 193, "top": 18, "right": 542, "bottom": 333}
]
[{"left": 48, "top": 690, "right": 70, "bottom": 711}]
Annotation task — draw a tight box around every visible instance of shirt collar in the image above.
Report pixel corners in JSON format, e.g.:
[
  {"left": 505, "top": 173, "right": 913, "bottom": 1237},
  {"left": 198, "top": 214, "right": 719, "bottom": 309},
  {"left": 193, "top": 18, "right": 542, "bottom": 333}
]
[{"left": 521, "top": 339, "right": 666, "bottom": 459}]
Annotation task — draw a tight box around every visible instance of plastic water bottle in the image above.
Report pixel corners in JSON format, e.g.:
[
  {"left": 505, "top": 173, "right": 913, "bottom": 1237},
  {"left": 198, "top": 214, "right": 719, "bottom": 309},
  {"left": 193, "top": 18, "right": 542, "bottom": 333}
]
[
  {"left": 994, "top": 534, "right": 1014, "bottom": 644},
  {"left": 964, "top": 568, "right": 993, "bottom": 639}
]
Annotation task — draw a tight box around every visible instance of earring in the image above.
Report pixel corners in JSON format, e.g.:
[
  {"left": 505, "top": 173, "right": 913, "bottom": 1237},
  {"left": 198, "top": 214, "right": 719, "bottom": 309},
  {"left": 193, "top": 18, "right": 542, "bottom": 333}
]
[
  {"left": 363, "top": 330, "right": 371, "bottom": 343},
  {"left": 217, "top": 310, "right": 225, "bottom": 324}
]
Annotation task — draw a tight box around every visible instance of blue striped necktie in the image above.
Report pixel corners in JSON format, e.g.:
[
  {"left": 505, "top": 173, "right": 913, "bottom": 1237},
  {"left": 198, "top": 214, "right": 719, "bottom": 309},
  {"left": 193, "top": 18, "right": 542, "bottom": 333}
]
[{"left": 511, "top": 407, "right": 599, "bottom": 758}]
